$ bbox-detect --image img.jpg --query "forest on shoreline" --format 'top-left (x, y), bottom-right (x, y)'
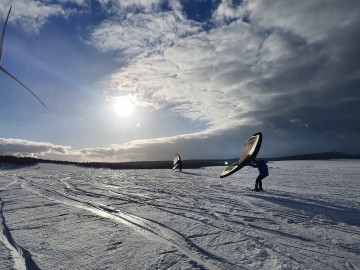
top-left (1, 152), bottom-right (359, 170)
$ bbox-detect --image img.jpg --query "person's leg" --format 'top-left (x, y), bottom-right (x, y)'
top-left (259, 176), bottom-right (266, 191)
top-left (254, 175), bottom-right (261, 191)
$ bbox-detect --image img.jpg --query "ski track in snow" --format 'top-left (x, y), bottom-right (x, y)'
top-left (0, 161), bottom-right (359, 270)
top-left (18, 177), bottom-right (234, 270)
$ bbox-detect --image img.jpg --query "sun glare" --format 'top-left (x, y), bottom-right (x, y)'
top-left (113, 96), bottom-right (135, 117)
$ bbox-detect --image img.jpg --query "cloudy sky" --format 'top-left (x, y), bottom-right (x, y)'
top-left (0, 0), bottom-right (359, 162)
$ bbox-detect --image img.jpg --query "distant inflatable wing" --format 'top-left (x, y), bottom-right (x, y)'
top-left (173, 154), bottom-right (181, 170)
top-left (220, 132), bottom-right (262, 178)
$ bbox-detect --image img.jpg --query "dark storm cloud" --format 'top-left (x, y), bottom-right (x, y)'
top-left (228, 1), bottom-right (360, 154)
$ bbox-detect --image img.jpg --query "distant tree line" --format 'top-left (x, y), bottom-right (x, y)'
top-left (267, 152), bottom-right (360, 161)
top-left (0, 155), bottom-right (39, 166)
top-left (0, 156), bottom-right (77, 167)
top-left (1, 152), bottom-right (359, 170)
top-left (0, 155), bottom-right (236, 169)
top-left (79, 159), bottom-right (237, 170)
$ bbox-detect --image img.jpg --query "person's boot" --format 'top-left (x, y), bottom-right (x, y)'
top-left (259, 183), bottom-right (263, 191)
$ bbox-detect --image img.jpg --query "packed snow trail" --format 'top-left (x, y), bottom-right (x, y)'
top-left (0, 161), bottom-right (359, 269)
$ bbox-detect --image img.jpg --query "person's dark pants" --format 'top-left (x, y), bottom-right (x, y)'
top-left (255, 175), bottom-right (267, 190)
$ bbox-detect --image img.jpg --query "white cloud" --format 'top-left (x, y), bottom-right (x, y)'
top-left (212, 0), bottom-right (247, 24)
top-left (96, 0), bottom-right (185, 17)
top-left (58, 0), bottom-right (90, 6)
top-left (113, 0), bottom-right (165, 12)
top-left (0, 138), bottom-right (74, 158)
top-left (90, 11), bottom-right (200, 57)
top-left (0, 127), bottom-right (258, 162)
top-left (0, 1), bottom-right (66, 34)
top-left (247, 0), bottom-right (360, 43)
top-left (102, 21), bottom-right (266, 130)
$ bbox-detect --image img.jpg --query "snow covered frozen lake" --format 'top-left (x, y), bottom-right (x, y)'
top-left (0, 160), bottom-right (359, 270)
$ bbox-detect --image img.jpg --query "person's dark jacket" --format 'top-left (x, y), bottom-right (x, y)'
top-left (249, 159), bottom-right (269, 177)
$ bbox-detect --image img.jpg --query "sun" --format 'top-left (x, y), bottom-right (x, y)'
top-left (113, 96), bottom-right (135, 117)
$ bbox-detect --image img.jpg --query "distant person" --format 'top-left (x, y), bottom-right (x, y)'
top-left (178, 159), bottom-right (183, 172)
top-left (249, 158), bottom-right (269, 191)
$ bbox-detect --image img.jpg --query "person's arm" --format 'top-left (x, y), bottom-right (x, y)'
top-left (248, 159), bottom-right (258, 167)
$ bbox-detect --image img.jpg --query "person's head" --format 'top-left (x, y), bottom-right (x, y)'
top-left (256, 158), bottom-right (265, 163)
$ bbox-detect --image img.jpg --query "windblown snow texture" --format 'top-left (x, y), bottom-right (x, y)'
top-left (0, 160), bottom-right (359, 269)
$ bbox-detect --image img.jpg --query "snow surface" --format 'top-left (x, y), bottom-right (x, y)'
top-left (0, 160), bottom-right (359, 270)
